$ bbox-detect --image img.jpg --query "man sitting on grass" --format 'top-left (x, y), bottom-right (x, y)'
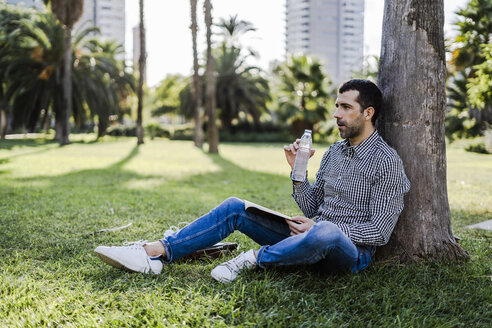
top-left (94, 79), bottom-right (410, 283)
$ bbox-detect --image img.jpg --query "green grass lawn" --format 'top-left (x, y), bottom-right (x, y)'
top-left (0, 135), bottom-right (491, 327)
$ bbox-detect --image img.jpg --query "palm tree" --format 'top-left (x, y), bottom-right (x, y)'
top-left (45, 0), bottom-right (84, 145)
top-left (2, 10), bottom-right (65, 133)
top-left (450, 0), bottom-right (491, 74)
top-left (1, 6), bottom-right (134, 138)
top-left (447, 0), bottom-right (492, 134)
top-left (72, 37), bottom-right (135, 137)
top-left (446, 71), bottom-right (482, 141)
top-left (136, 0), bottom-right (146, 145)
top-left (190, 0), bottom-right (202, 148)
top-left (0, 4), bottom-right (35, 138)
top-left (204, 0), bottom-right (218, 153)
top-left (274, 55), bottom-right (331, 136)
top-left (215, 14), bottom-right (256, 48)
top-left (214, 43), bottom-right (270, 132)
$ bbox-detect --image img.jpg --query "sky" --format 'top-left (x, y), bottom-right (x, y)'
top-left (125, 0), bottom-right (469, 87)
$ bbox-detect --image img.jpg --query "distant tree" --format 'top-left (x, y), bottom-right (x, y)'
top-left (72, 37), bottom-right (135, 137)
top-left (214, 43), bottom-right (270, 132)
top-left (467, 43), bottom-right (492, 111)
top-left (351, 55), bottom-right (379, 83)
top-left (273, 55), bottom-right (331, 136)
top-left (204, 0), bottom-right (218, 153)
top-left (450, 0), bottom-right (491, 74)
top-left (377, 0), bottom-right (468, 261)
top-left (151, 74), bottom-right (187, 117)
top-left (446, 71), bottom-right (482, 141)
top-left (0, 6), bottom-right (134, 138)
top-left (447, 0), bottom-right (492, 134)
top-left (2, 9), bottom-right (65, 134)
top-left (45, 0), bottom-right (84, 145)
top-left (136, 0), bottom-right (146, 145)
top-left (0, 4), bottom-right (34, 138)
top-left (215, 14), bottom-right (256, 48)
top-left (190, 0), bottom-right (203, 148)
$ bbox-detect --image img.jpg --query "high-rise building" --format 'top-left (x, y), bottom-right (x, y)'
top-left (285, 0), bottom-right (365, 84)
top-left (75, 0), bottom-right (125, 51)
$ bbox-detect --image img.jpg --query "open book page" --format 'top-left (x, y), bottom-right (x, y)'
top-left (243, 200), bottom-right (295, 221)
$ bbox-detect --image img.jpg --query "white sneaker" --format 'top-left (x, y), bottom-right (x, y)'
top-left (94, 241), bottom-right (163, 274)
top-left (211, 249), bottom-right (257, 283)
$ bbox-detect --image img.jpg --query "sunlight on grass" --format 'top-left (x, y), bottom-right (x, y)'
top-left (0, 138), bottom-right (221, 180)
top-left (0, 137), bottom-right (490, 327)
top-left (0, 139), bottom-right (130, 178)
top-left (122, 139), bottom-right (221, 178)
top-left (219, 142), bottom-right (324, 176)
top-left (447, 148), bottom-right (492, 213)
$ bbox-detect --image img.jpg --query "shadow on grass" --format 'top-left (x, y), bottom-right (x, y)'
top-left (0, 137), bottom-right (56, 150)
top-left (1, 143), bottom-right (491, 328)
top-left (0, 143), bottom-right (294, 257)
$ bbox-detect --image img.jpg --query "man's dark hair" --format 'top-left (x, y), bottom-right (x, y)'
top-left (338, 79), bottom-right (382, 124)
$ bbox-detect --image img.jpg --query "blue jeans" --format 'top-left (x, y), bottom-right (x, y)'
top-left (160, 197), bottom-right (374, 273)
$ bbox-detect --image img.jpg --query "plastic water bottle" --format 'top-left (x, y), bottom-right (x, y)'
top-left (292, 129), bottom-right (312, 182)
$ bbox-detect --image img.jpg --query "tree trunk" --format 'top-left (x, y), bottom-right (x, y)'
top-left (136, 0), bottom-right (146, 145)
top-left (44, 110), bottom-right (51, 134)
top-left (377, 0), bottom-right (468, 261)
top-left (190, 0), bottom-right (203, 148)
top-left (0, 108), bottom-right (6, 139)
top-left (204, 0), bottom-right (219, 153)
top-left (59, 26), bottom-right (72, 146)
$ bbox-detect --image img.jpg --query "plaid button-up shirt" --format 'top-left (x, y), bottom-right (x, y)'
top-left (292, 130), bottom-right (410, 246)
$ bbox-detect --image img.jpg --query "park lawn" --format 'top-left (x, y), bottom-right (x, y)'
top-left (0, 136), bottom-right (490, 327)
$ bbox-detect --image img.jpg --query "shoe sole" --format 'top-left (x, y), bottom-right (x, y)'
top-left (94, 249), bottom-right (145, 273)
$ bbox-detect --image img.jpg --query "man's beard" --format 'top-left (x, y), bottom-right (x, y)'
top-left (337, 115), bottom-right (365, 140)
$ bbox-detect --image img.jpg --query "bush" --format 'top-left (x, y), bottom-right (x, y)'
top-left (215, 120), bottom-right (292, 142)
top-left (145, 122), bottom-right (170, 139)
top-left (465, 142), bottom-right (490, 154)
top-left (106, 124), bottom-right (136, 137)
top-left (484, 129), bottom-right (492, 153)
top-left (219, 131), bottom-right (291, 143)
top-left (170, 127), bottom-right (194, 140)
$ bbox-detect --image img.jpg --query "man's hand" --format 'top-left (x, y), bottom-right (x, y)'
top-left (286, 216), bottom-right (315, 236)
top-left (283, 139), bottom-right (315, 170)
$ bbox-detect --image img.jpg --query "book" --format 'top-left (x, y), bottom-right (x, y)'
top-left (180, 242), bottom-right (238, 261)
top-left (244, 199), bottom-right (296, 221)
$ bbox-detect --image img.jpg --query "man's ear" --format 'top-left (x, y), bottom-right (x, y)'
top-left (364, 107), bottom-right (375, 121)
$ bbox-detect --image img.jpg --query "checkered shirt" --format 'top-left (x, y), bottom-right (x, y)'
top-left (292, 130), bottom-right (410, 246)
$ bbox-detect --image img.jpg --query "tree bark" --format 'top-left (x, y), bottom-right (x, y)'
top-left (0, 108), bottom-right (6, 139)
top-left (190, 0), bottom-right (203, 148)
top-left (50, 0), bottom-right (84, 144)
top-left (204, 0), bottom-right (219, 153)
top-left (136, 0), bottom-right (146, 145)
top-left (59, 26), bottom-right (72, 146)
top-left (377, 0), bottom-right (468, 262)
